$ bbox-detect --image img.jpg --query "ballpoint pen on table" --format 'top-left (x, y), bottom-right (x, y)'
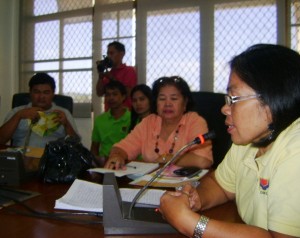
top-left (126, 165), bottom-right (137, 169)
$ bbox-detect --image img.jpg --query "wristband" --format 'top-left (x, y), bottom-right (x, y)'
top-left (193, 215), bottom-right (209, 238)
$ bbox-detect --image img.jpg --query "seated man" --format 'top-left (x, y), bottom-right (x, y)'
top-left (0, 73), bottom-right (78, 148)
top-left (91, 80), bottom-right (131, 166)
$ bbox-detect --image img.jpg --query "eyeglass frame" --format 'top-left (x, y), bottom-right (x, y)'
top-left (224, 94), bottom-right (261, 106)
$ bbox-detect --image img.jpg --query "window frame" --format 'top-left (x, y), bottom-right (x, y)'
top-left (19, 0), bottom-right (291, 118)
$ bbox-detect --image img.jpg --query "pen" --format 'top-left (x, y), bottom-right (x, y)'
top-left (126, 164), bottom-right (137, 169)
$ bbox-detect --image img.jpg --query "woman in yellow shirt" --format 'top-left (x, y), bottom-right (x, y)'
top-left (159, 44), bottom-right (300, 238)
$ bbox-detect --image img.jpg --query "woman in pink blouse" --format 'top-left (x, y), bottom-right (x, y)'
top-left (104, 76), bottom-right (213, 170)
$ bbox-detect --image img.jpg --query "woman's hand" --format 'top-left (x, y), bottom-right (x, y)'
top-left (159, 185), bottom-right (201, 236)
top-left (159, 189), bottom-right (191, 220)
top-left (175, 183), bottom-right (202, 211)
top-left (184, 183), bottom-right (202, 211)
top-left (104, 156), bottom-right (126, 170)
top-left (104, 147), bottom-right (128, 170)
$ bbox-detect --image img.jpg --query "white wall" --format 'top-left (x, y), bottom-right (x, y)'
top-left (75, 118), bottom-right (92, 149)
top-left (0, 0), bottom-right (92, 148)
top-left (0, 0), bottom-right (19, 124)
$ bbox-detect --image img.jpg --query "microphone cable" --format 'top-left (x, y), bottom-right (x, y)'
top-left (0, 192), bottom-right (103, 225)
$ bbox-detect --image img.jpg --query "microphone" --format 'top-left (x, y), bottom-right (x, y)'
top-left (127, 130), bottom-right (216, 218)
top-left (22, 118), bottom-right (39, 155)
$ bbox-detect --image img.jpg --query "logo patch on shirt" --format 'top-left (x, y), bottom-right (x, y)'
top-left (260, 178), bottom-right (269, 190)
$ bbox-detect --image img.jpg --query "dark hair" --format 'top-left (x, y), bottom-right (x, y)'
top-left (129, 84), bottom-right (154, 131)
top-left (28, 72), bottom-right (56, 91)
top-left (230, 43), bottom-right (300, 147)
top-left (108, 41), bottom-right (125, 53)
top-left (104, 80), bottom-right (127, 96)
top-left (152, 76), bottom-right (194, 114)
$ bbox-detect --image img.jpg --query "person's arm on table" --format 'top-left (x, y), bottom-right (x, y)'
top-left (159, 172), bottom-right (288, 238)
top-left (105, 146), bottom-right (128, 170)
top-left (105, 120), bottom-right (144, 169)
top-left (174, 145), bottom-right (213, 169)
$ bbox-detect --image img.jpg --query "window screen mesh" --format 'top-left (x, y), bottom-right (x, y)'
top-left (214, 1), bottom-right (277, 92)
top-left (20, 0), bottom-right (297, 113)
top-left (291, 0), bottom-right (300, 52)
top-left (146, 7), bottom-right (200, 91)
top-left (33, 0), bottom-right (93, 16)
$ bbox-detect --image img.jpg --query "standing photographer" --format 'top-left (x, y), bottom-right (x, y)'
top-left (96, 41), bottom-right (137, 111)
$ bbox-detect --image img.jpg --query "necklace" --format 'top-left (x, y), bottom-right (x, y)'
top-left (154, 125), bottom-right (181, 154)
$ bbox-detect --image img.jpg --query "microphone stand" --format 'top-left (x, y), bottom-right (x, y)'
top-left (128, 131), bottom-right (215, 219)
top-left (22, 120), bottom-right (36, 156)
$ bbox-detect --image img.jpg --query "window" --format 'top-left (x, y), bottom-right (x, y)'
top-left (93, 0), bottom-right (136, 76)
top-left (214, 1), bottom-right (277, 92)
top-left (144, 7), bottom-right (201, 91)
top-left (290, 0), bottom-right (300, 51)
top-left (20, 0), bottom-right (94, 117)
top-left (20, 0), bottom-right (293, 117)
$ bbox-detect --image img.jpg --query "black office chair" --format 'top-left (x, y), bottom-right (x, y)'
top-left (12, 92), bottom-right (74, 114)
top-left (191, 91), bottom-right (232, 168)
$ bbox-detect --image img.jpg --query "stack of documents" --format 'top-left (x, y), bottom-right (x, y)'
top-left (54, 179), bottom-right (165, 213)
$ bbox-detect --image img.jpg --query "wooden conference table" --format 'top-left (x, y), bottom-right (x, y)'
top-left (0, 159), bottom-right (243, 238)
top-left (0, 173), bottom-right (242, 238)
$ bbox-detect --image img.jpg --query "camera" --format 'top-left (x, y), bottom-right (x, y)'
top-left (96, 55), bottom-right (113, 73)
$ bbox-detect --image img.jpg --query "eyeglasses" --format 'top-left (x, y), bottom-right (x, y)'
top-left (224, 94), bottom-right (261, 106)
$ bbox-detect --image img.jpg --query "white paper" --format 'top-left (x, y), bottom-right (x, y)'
top-left (88, 161), bottom-right (159, 177)
top-left (120, 188), bottom-right (165, 206)
top-left (55, 179), bottom-right (103, 212)
top-left (130, 169), bottom-right (209, 186)
top-left (54, 179), bottom-right (165, 212)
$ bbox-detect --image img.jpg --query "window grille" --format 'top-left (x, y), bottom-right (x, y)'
top-left (290, 0), bottom-right (300, 51)
top-left (20, 0), bottom-right (295, 117)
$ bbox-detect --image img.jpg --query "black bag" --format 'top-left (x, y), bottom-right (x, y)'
top-left (39, 136), bottom-right (95, 183)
